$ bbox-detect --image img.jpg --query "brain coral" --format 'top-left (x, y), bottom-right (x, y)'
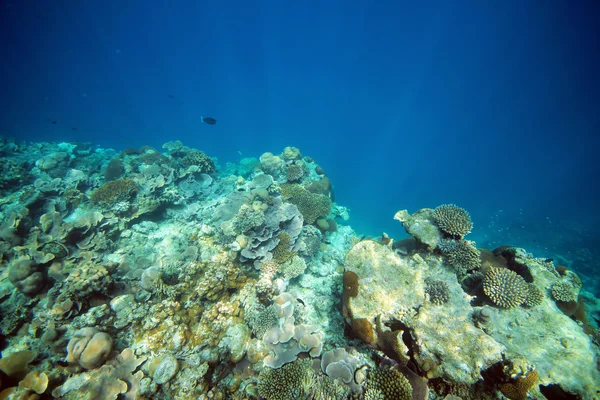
top-left (433, 204), bottom-right (473, 238)
top-left (364, 366), bottom-right (413, 400)
top-left (483, 267), bottom-right (528, 308)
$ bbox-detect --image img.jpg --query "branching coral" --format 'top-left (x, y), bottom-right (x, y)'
top-left (364, 366), bottom-right (413, 400)
top-left (91, 178), bottom-right (138, 207)
top-left (425, 280), bottom-right (450, 305)
top-left (524, 283), bottom-right (544, 307)
top-left (280, 183), bottom-right (332, 224)
top-left (280, 255), bottom-right (307, 279)
top-left (181, 150), bottom-right (215, 173)
top-left (433, 204), bottom-right (473, 238)
top-left (257, 356), bottom-right (312, 400)
top-left (483, 267), bottom-right (528, 308)
top-left (446, 240), bottom-right (481, 276)
top-left (286, 163), bottom-right (304, 182)
top-left (271, 232), bottom-right (297, 264)
top-left (551, 281), bottom-right (578, 302)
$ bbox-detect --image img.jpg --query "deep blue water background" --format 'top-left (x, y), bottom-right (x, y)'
top-left (1, 1), bottom-right (599, 284)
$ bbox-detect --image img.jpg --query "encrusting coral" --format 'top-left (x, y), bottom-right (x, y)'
top-left (1, 139), bottom-right (599, 399)
top-left (499, 369), bottom-right (538, 400)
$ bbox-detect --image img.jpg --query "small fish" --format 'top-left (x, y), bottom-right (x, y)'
top-left (47, 119), bottom-right (57, 124)
top-left (201, 116), bottom-right (217, 125)
top-left (71, 127), bottom-right (77, 131)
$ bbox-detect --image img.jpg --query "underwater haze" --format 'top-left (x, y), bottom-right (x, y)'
top-left (3, 1), bottom-right (600, 399)
top-left (3, 1), bottom-right (600, 246)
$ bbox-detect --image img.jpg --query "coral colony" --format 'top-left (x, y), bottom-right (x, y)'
top-left (0, 138), bottom-right (598, 399)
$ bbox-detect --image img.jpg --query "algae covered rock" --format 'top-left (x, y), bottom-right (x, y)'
top-left (344, 240), bottom-right (504, 384)
top-left (393, 209), bottom-right (442, 250)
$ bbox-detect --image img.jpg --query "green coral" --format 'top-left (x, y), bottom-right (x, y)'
top-left (433, 204), bottom-right (473, 238)
top-left (181, 150), bottom-right (215, 173)
top-left (425, 279), bottom-right (450, 305)
top-left (524, 283), bottom-right (544, 307)
top-left (364, 366), bottom-right (413, 400)
top-left (483, 267), bottom-right (528, 308)
top-left (280, 184), bottom-right (332, 224)
top-left (272, 232), bottom-right (297, 264)
top-left (446, 240), bottom-right (481, 275)
top-left (91, 179), bottom-right (138, 207)
top-left (257, 359), bottom-right (313, 400)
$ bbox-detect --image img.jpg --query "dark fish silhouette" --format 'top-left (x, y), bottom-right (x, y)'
top-left (201, 116), bottom-right (216, 125)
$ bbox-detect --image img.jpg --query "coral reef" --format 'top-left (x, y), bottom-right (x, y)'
top-left (0, 139), bottom-right (598, 399)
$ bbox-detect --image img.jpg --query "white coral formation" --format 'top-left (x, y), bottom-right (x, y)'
top-left (344, 240), bottom-right (600, 396)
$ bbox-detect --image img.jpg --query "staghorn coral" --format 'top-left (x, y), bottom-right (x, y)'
top-left (425, 279), bottom-right (450, 305)
top-left (91, 178), bottom-right (138, 208)
top-left (364, 366), bottom-right (413, 400)
top-left (280, 183), bottom-right (332, 225)
top-left (433, 204), bottom-right (473, 238)
top-left (483, 267), bottom-right (528, 308)
top-left (524, 283), bottom-right (544, 307)
top-left (500, 369), bottom-right (538, 400)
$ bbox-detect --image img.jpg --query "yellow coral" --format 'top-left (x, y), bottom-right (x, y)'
top-left (500, 369), bottom-right (538, 400)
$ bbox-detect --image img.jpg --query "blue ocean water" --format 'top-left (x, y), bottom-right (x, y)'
top-left (2, 1), bottom-right (599, 286)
